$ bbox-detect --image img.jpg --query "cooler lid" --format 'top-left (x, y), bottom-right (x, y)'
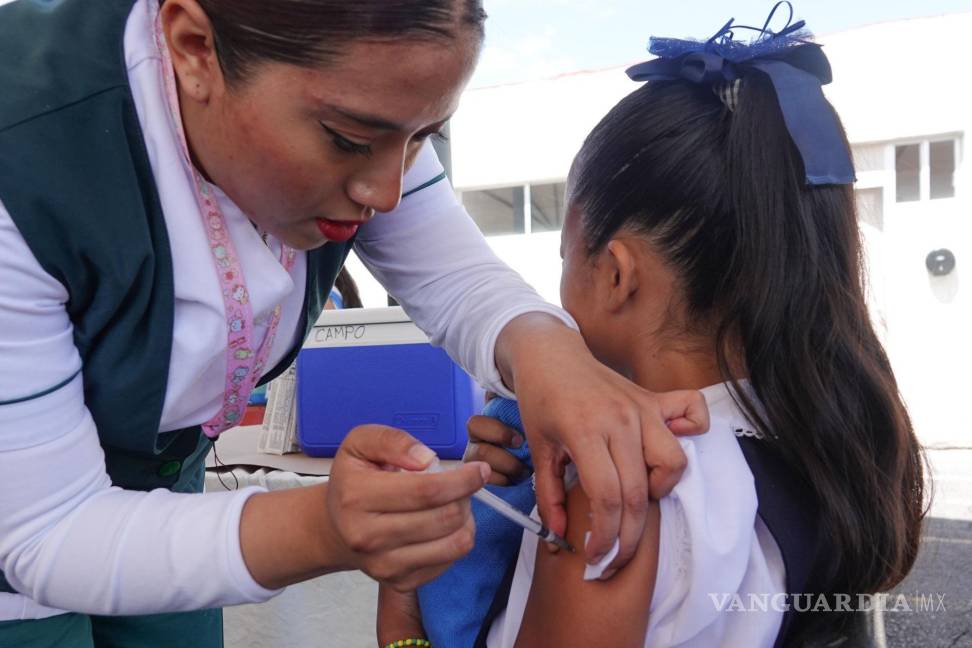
top-left (306, 306), bottom-right (429, 348)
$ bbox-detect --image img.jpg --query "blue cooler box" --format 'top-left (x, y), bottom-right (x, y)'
top-left (296, 307), bottom-right (484, 458)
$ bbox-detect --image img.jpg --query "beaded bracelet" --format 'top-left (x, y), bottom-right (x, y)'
top-left (383, 640), bottom-right (430, 648)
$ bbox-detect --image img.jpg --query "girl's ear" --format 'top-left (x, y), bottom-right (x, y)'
top-left (597, 239), bottom-right (640, 314)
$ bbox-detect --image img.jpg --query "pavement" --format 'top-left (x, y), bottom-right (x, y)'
top-left (210, 447), bottom-right (971, 647)
top-left (879, 449), bottom-right (972, 648)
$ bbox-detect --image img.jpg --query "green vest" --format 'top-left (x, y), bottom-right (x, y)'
top-left (0, 0), bottom-right (352, 596)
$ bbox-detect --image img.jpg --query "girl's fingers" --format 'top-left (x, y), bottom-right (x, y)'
top-left (462, 441), bottom-right (530, 485)
top-left (467, 415), bottom-right (524, 448)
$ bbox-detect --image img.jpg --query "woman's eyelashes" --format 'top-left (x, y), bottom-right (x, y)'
top-left (409, 129), bottom-right (448, 147)
top-left (319, 122), bottom-right (447, 158)
top-left (320, 122), bottom-right (373, 157)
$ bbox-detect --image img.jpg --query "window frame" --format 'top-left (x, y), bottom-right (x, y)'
top-left (890, 135), bottom-right (962, 203)
top-left (458, 178), bottom-right (568, 237)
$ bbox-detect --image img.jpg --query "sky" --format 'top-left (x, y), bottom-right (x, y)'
top-left (471, 0), bottom-right (972, 87)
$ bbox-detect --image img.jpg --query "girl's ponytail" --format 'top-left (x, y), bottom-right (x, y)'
top-left (722, 73), bottom-right (925, 643)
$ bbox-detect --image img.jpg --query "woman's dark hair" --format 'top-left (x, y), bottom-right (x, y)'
top-left (190, 0), bottom-right (487, 84)
top-left (571, 73), bottom-right (925, 645)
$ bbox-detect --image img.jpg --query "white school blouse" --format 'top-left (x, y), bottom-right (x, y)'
top-left (486, 383), bottom-right (787, 648)
top-left (0, 0), bottom-right (575, 621)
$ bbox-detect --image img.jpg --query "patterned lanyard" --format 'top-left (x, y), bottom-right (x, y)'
top-left (154, 16), bottom-right (297, 438)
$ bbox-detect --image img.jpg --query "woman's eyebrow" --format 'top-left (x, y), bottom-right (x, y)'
top-left (325, 104), bottom-right (404, 132)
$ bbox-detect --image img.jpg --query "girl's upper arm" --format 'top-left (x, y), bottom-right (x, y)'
top-left (515, 482), bottom-right (661, 647)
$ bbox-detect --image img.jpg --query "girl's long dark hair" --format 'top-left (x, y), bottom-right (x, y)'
top-left (186, 0), bottom-right (487, 84)
top-left (572, 74), bottom-right (925, 645)
top-left (333, 268), bottom-right (363, 309)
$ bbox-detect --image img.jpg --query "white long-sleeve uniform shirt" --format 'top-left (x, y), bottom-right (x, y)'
top-left (0, 0), bottom-right (575, 621)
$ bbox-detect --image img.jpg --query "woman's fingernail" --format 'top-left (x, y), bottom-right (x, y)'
top-left (583, 532), bottom-right (604, 564)
top-left (511, 435), bottom-right (524, 448)
top-left (478, 463), bottom-right (491, 482)
top-left (408, 444), bottom-right (436, 466)
top-left (599, 568), bottom-right (618, 581)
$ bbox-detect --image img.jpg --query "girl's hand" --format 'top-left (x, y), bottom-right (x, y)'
top-left (325, 425), bottom-right (490, 591)
top-left (377, 584), bottom-right (425, 646)
top-left (463, 415), bottom-right (531, 486)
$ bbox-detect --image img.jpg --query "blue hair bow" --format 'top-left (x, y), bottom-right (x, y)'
top-left (626, 2), bottom-right (855, 186)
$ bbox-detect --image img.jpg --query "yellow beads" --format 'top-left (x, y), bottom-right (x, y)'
top-left (384, 640), bottom-right (430, 648)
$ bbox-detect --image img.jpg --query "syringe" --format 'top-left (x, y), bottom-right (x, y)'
top-left (425, 458), bottom-right (575, 553)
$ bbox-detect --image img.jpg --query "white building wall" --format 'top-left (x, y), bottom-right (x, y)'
top-left (352, 12), bottom-right (972, 447)
top-left (449, 69), bottom-right (634, 189)
top-left (823, 14), bottom-right (972, 448)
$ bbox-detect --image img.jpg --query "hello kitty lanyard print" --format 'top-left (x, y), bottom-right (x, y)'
top-left (154, 15), bottom-right (297, 438)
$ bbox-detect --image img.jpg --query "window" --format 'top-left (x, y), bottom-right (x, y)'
top-left (462, 181), bottom-right (568, 236)
top-left (530, 182), bottom-right (567, 232)
top-left (895, 144), bottom-right (920, 203)
top-left (893, 137), bottom-right (959, 203)
top-left (462, 187), bottom-right (523, 236)
top-left (930, 140), bottom-right (956, 200)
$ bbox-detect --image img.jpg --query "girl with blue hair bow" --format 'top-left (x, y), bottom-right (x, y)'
top-left (379, 7), bottom-right (924, 647)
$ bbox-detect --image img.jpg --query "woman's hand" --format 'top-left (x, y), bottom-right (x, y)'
top-left (377, 584), bottom-right (426, 646)
top-left (494, 313), bottom-right (709, 574)
top-left (464, 415), bottom-right (530, 486)
top-left (239, 425), bottom-right (489, 592)
top-left (325, 425), bottom-right (489, 591)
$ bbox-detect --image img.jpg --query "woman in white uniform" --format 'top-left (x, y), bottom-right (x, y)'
top-left (0, 0), bottom-right (708, 645)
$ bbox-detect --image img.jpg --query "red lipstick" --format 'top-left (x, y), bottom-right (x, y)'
top-left (316, 218), bottom-right (363, 243)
